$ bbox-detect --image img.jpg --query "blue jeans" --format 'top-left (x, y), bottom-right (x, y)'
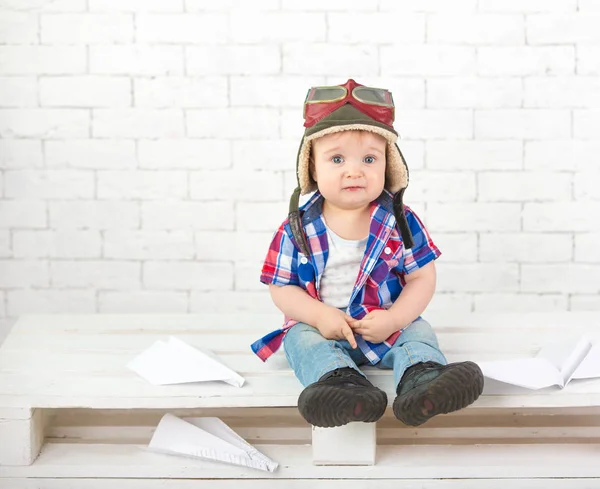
top-left (283, 317), bottom-right (447, 389)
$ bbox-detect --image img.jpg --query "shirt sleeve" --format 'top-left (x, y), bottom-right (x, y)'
top-left (401, 206), bottom-right (441, 275)
top-left (260, 222), bottom-right (301, 287)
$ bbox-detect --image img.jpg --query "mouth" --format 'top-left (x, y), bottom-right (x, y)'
top-left (343, 186), bottom-right (365, 192)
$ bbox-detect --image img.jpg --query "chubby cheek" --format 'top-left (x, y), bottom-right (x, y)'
top-left (369, 169), bottom-right (385, 183)
top-left (317, 180), bottom-right (340, 199)
top-left (315, 171), bottom-right (340, 189)
top-left (367, 169), bottom-right (386, 191)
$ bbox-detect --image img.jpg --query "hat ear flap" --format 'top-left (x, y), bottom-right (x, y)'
top-left (308, 151), bottom-right (316, 183)
top-left (384, 142), bottom-right (409, 194)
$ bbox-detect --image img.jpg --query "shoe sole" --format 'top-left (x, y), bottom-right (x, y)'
top-left (298, 384), bottom-right (388, 428)
top-left (393, 361), bottom-right (484, 427)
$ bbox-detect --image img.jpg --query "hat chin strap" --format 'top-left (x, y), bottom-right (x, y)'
top-left (393, 188), bottom-right (414, 249)
top-left (288, 186), bottom-right (311, 256)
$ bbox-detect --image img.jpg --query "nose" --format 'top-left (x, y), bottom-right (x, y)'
top-left (343, 159), bottom-right (363, 178)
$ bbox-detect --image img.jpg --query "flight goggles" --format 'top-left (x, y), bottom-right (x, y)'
top-left (303, 79), bottom-right (395, 128)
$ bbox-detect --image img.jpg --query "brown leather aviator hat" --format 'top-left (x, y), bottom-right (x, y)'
top-left (288, 79), bottom-right (414, 256)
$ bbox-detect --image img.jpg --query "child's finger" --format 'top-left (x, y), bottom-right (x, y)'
top-left (353, 327), bottom-right (366, 336)
top-left (342, 325), bottom-right (357, 349)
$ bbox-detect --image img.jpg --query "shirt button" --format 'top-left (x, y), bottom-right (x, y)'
top-left (300, 256), bottom-right (308, 264)
top-left (384, 247), bottom-right (392, 255)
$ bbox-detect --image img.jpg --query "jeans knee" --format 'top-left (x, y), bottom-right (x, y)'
top-left (283, 322), bottom-right (314, 347)
top-left (283, 323), bottom-right (321, 361)
top-left (395, 318), bottom-right (440, 349)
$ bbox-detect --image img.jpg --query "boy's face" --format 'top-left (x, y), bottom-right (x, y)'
top-left (311, 130), bottom-right (386, 211)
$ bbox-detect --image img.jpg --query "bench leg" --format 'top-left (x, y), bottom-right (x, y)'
top-left (312, 422), bottom-right (376, 465)
top-left (0, 408), bottom-right (45, 466)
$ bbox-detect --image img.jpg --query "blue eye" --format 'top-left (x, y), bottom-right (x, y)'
top-left (364, 156), bottom-right (375, 164)
top-left (332, 156), bottom-right (344, 164)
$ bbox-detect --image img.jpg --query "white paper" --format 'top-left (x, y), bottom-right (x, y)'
top-left (477, 336), bottom-right (600, 390)
top-left (573, 343), bottom-right (600, 380)
top-left (536, 336), bottom-right (591, 384)
top-left (478, 357), bottom-right (564, 390)
top-left (127, 336), bottom-right (245, 387)
top-left (481, 377), bottom-right (556, 396)
top-left (147, 413), bottom-right (278, 472)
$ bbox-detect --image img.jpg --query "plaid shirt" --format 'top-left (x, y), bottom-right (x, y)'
top-left (251, 190), bottom-right (441, 365)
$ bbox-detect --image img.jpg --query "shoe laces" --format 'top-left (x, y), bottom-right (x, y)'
top-left (398, 361), bottom-right (443, 394)
top-left (321, 367), bottom-right (372, 387)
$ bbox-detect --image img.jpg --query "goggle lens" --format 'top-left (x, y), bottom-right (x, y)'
top-left (352, 86), bottom-right (393, 106)
top-left (306, 86), bottom-right (346, 103)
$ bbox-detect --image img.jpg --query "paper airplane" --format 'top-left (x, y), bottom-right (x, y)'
top-left (478, 336), bottom-right (600, 390)
top-left (127, 336), bottom-right (245, 387)
top-left (148, 413), bottom-right (278, 472)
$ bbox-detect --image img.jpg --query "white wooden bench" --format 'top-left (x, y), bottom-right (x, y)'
top-left (2, 312), bottom-right (600, 488)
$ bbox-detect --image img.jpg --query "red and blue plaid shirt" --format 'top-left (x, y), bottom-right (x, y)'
top-left (251, 189), bottom-right (441, 365)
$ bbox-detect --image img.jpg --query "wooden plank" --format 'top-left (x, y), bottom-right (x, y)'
top-left (45, 405), bottom-right (600, 422)
top-left (3, 443), bottom-right (600, 479)
top-left (2, 370), bottom-right (600, 409)
top-left (9, 312), bottom-right (600, 334)
top-left (0, 408), bottom-right (44, 465)
top-left (45, 425), bottom-right (600, 445)
top-left (0, 329), bottom-right (596, 379)
top-left (3, 313), bottom-right (598, 358)
top-left (45, 404), bottom-right (600, 422)
top-left (4, 479), bottom-right (600, 488)
top-left (0, 349), bottom-right (521, 379)
top-left (42, 405), bottom-right (600, 446)
top-left (0, 327), bottom-right (600, 358)
top-left (2, 330), bottom-right (567, 355)
top-left (0, 347), bottom-right (529, 371)
top-left (7, 313), bottom-right (281, 335)
top-left (0, 337), bottom-right (554, 371)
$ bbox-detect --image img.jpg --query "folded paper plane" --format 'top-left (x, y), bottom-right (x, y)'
top-left (127, 336), bottom-right (245, 387)
top-left (148, 413), bottom-right (278, 472)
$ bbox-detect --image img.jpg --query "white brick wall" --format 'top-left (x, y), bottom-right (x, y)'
top-left (97, 170), bottom-right (187, 199)
top-left (0, 46), bottom-right (87, 74)
top-left (90, 45), bottom-right (183, 75)
top-left (41, 13), bottom-right (134, 43)
top-left (0, 0), bottom-right (599, 337)
top-left (0, 12), bottom-right (38, 43)
top-left (13, 230), bottom-right (102, 258)
top-left (40, 76), bottom-right (131, 107)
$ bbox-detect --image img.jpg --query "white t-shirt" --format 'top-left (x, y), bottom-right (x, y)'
top-left (319, 222), bottom-right (368, 308)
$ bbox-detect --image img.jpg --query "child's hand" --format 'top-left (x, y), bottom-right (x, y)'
top-left (348, 309), bottom-right (398, 344)
top-left (314, 307), bottom-right (358, 349)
